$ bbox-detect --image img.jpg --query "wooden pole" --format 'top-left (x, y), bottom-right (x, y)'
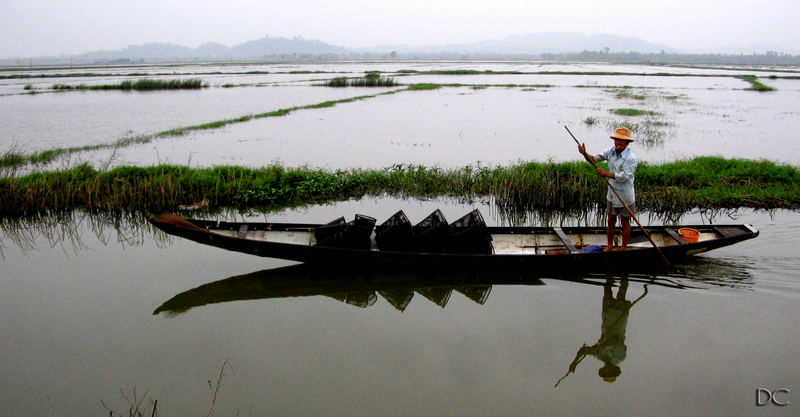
top-left (564, 126), bottom-right (670, 266)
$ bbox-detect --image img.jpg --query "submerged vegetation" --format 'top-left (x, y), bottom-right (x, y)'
top-left (52, 78), bottom-right (206, 91)
top-left (2, 158), bottom-right (798, 217)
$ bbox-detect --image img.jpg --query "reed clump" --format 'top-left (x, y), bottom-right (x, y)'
top-left (325, 71), bottom-right (398, 87)
top-left (2, 158), bottom-right (798, 218)
top-left (52, 78), bottom-right (206, 91)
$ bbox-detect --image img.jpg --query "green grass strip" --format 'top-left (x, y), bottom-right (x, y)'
top-left (736, 75), bottom-right (776, 91)
top-left (2, 157), bottom-right (798, 217)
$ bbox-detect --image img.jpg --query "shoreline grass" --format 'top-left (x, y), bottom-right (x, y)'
top-left (2, 157), bottom-right (798, 218)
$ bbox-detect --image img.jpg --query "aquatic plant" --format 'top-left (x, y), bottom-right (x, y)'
top-left (325, 71), bottom-right (398, 87)
top-left (52, 78), bottom-right (206, 91)
top-left (612, 89), bottom-right (647, 100)
top-left (326, 77), bottom-right (349, 87)
top-left (406, 83), bottom-right (442, 90)
top-left (610, 108), bottom-right (660, 116)
top-left (736, 75), bottom-right (775, 91)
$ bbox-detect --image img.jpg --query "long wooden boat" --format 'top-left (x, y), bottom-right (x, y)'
top-left (149, 210), bottom-right (758, 272)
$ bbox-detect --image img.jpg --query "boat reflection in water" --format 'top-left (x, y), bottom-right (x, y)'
top-left (153, 264), bottom-right (548, 315)
top-left (153, 263), bottom-right (695, 316)
top-left (153, 260), bottom-right (751, 389)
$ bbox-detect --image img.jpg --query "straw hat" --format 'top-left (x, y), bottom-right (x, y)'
top-left (610, 127), bottom-right (634, 142)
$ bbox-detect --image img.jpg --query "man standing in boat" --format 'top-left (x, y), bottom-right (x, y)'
top-left (578, 127), bottom-right (638, 251)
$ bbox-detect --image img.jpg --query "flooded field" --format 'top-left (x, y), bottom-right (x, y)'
top-left (3, 61), bottom-right (799, 169)
top-left (1, 61), bottom-right (799, 416)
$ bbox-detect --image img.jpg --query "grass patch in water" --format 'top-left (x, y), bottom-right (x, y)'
top-left (2, 158), bottom-right (798, 217)
top-left (325, 71), bottom-right (398, 87)
top-left (611, 89), bottom-right (647, 100)
top-left (610, 108), bottom-right (660, 116)
top-left (582, 116), bottom-right (672, 146)
top-left (406, 83), bottom-right (442, 90)
top-left (737, 75), bottom-right (775, 91)
top-left (52, 78), bottom-right (206, 91)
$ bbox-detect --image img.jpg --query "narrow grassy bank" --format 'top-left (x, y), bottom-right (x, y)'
top-left (2, 157), bottom-right (798, 217)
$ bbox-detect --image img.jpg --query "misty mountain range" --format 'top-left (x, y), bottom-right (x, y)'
top-left (6, 33), bottom-right (797, 65)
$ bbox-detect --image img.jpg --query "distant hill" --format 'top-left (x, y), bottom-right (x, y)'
top-left (72, 35), bottom-right (350, 62)
top-left (363, 33), bottom-right (676, 55)
top-left (2, 33), bottom-right (797, 66)
top-left (30, 33), bottom-right (677, 63)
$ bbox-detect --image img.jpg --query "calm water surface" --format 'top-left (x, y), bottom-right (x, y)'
top-left (1, 62), bottom-right (799, 415)
top-left (1, 201), bottom-right (799, 416)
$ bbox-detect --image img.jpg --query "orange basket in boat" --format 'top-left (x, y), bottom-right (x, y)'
top-left (678, 228), bottom-right (700, 243)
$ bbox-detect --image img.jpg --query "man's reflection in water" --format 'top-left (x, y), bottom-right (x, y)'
top-left (594, 279), bottom-right (631, 382)
top-left (556, 278), bottom-right (648, 386)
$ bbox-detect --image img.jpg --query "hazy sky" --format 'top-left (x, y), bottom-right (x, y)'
top-left (2, 0), bottom-right (799, 58)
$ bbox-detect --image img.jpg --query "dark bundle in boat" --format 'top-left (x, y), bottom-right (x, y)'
top-left (412, 209), bottom-right (450, 253)
top-left (446, 209), bottom-right (493, 254)
top-left (314, 214), bottom-right (376, 249)
top-left (318, 209), bottom-right (493, 254)
top-left (374, 210), bottom-right (415, 251)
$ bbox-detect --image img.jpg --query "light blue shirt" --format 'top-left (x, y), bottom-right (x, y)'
top-left (594, 146), bottom-right (637, 207)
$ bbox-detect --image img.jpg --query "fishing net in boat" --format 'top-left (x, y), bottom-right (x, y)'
top-left (413, 209), bottom-right (450, 253)
top-left (348, 214), bottom-right (377, 249)
top-left (314, 214), bottom-right (376, 249)
top-left (446, 209), bottom-right (493, 254)
top-left (375, 210), bottom-right (414, 251)
top-left (376, 209), bottom-right (493, 253)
